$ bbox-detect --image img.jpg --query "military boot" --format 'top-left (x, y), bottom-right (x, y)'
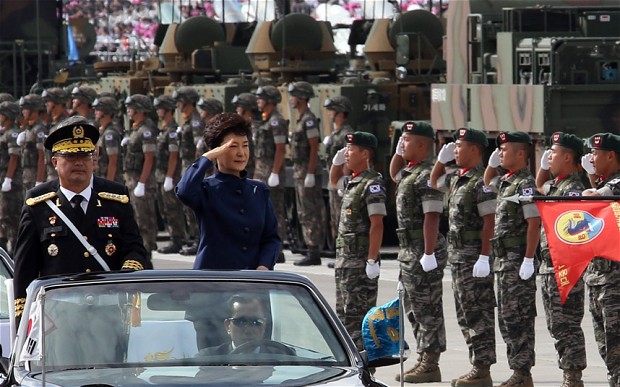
top-left (180, 241), bottom-right (198, 256)
top-left (497, 369), bottom-right (533, 387)
top-left (402, 352), bottom-right (441, 383)
top-left (395, 353), bottom-right (423, 382)
top-left (560, 370), bottom-right (583, 387)
top-left (294, 246), bottom-right (321, 266)
top-left (609, 373), bottom-right (619, 387)
top-left (451, 365), bottom-right (492, 387)
top-left (276, 251), bottom-right (285, 263)
top-left (157, 238), bottom-right (183, 254)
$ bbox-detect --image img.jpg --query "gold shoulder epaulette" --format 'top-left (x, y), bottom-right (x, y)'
top-left (98, 192), bottom-right (129, 204)
top-left (26, 192), bottom-right (57, 206)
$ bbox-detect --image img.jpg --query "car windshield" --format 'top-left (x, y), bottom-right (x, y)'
top-left (25, 280), bottom-right (349, 370)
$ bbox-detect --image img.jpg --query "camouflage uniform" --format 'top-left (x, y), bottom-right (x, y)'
top-left (539, 173), bottom-right (587, 373)
top-left (585, 171), bottom-right (620, 384)
top-left (42, 88), bottom-right (69, 181)
top-left (492, 167), bottom-right (539, 371)
top-left (0, 120), bottom-right (24, 251)
top-left (155, 118), bottom-right (186, 245)
top-left (97, 120), bottom-right (124, 184)
top-left (178, 110), bottom-right (203, 242)
top-left (291, 109), bottom-right (325, 248)
top-left (396, 160), bottom-right (448, 353)
top-left (326, 123), bottom-right (354, 242)
top-left (20, 118), bottom-right (47, 191)
top-left (253, 109), bottom-right (288, 251)
top-left (122, 116), bottom-right (158, 261)
top-left (335, 168), bottom-right (386, 350)
top-left (446, 165), bottom-right (497, 366)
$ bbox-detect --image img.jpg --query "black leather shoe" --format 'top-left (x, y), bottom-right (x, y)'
top-left (157, 238), bottom-right (183, 254)
top-left (294, 256), bottom-right (321, 266)
top-left (327, 262), bottom-right (335, 268)
top-left (180, 242), bottom-right (198, 256)
top-left (276, 251), bottom-right (285, 263)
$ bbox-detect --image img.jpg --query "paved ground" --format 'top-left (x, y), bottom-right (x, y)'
top-left (152, 245), bottom-right (610, 386)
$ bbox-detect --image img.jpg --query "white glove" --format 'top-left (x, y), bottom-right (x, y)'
top-left (304, 173), bottom-right (316, 188)
top-left (268, 172), bottom-right (280, 187)
top-left (420, 253), bottom-right (438, 272)
top-left (540, 149), bottom-right (552, 170)
top-left (438, 142), bottom-right (456, 164)
top-left (163, 177), bottom-right (174, 192)
top-left (519, 257), bottom-right (535, 280)
top-left (1, 177), bottom-right (11, 192)
top-left (488, 148), bottom-right (501, 168)
top-left (121, 137), bottom-right (130, 147)
top-left (332, 147), bottom-right (346, 166)
top-left (35, 181), bottom-right (43, 186)
top-left (472, 255), bottom-right (491, 277)
top-left (16, 131), bottom-right (26, 146)
top-left (366, 260), bottom-right (380, 279)
top-left (581, 153), bottom-right (595, 175)
top-left (395, 136), bottom-right (404, 156)
top-left (133, 182), bottom-right (145, 197)
top-left (323, 136), bottom-right (332, 146)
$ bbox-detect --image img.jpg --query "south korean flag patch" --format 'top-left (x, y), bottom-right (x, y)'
top-left (521, 187), bottom-right (533, 196)
top-left (305, 120), bottom-right (314, 128)
top-left (369, 184), bottom-right (381, 194)
top-left (568, 191), bottom-right (581, 197)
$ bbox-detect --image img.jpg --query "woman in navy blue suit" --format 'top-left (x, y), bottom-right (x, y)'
top-left (176, 113), bottom-right (281, 270)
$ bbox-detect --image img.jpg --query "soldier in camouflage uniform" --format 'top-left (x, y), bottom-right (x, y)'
top-left (42, 87), bottom-right (70, 181)
top-left (254, 86), bottom-right (288, 264)
top-left (0, 101), bottom-right (24, 252)
top-left (0, 93), bottom-right (14, 103)
top-left (389, 121), bottom-right (447, 384)
top-left (71, 86), bottom-right (97, 125)
top-left (123, 94), bottom-right (157, 268)
top-left (323, 96), bottom-right (354, 253)
top-left (288, 81), bottom-right (326, 266)
top-left (175, 88), bottom-right (208, 256)
top-left (231, 93), bottom-right (259, 179)
top-left (329, 131), bottom-right (385, 350)
top-left (18, 94), bottom-right (47, 191)
top-left (581, 132), bottom-right (620, 387)
top-left (483, 131), bottom-right (540, 387)
top-left (430, 128), bottom-right (497, 387)
top-left (93, 97), bottom-right (123, 183)
top-left (196, 97), bottom-right (224, 154)
top-left (153, 95), bottom-right (186, 254)
top-left (535, 132), bottom-right (587, 387)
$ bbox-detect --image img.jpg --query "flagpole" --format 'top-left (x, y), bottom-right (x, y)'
top-left (397, 281), bottom-right (405, 387)
top-left (505, 195), bottom-right (620, 203)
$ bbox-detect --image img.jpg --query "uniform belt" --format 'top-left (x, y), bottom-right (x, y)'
top-left (501, 236), bottom-right (525, 248)
top-left (461, 230), bottom-right (481, 241)
top-left (396, 228), bottom-right (423, 248)
top-left (335, 234), bottom-right (369, 249)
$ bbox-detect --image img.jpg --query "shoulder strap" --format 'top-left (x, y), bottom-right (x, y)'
top-left (44, 200), bottom-right (111, 271)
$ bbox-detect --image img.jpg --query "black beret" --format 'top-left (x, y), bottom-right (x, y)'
top-left (44, 115), bottom-right (99, 153)
top-left (402, 121), bottom-right (434, 139)
top-left (346, 131), bottom-right (377, 149)
top-left (454, 127), bottom-right (488, 147)
top-left (550, 132), bottom-right (583, 156)
top-left (589, 133), bottom-right (620, 152)
top-left (496, 131), bottom-right (532, 146)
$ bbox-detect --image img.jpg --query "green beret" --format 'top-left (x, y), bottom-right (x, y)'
top-left (454, 127), bottom-right (488, 147)
top-left (496, 131), bottom-right (532, 146)
top-left (346, 131), bottom-right (377, 149)
top-left (550, 132), bottom-right (583, 156)
top-left (402, 121), bottom-right (434, 139)
top-left (589, 133), bottom-right (620, 152)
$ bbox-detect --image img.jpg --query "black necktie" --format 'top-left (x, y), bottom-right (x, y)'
top-left (71, 195), bottom-right (85, 224)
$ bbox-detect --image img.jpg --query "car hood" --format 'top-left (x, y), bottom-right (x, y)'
top-left (21, 365), bottom-right (383, 386)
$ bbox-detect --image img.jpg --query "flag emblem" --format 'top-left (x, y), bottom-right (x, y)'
top-left (555, 210), bottom-right (604, 244)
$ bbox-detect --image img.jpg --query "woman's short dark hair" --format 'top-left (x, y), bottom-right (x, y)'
top-left (203, 113), bottom-right (252, 149)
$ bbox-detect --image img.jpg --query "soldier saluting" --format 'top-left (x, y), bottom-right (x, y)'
top-left (13, 116), bottom-right (148, 321)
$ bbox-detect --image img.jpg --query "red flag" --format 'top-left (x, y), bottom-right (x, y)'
top-left (535, 200), bottom-right (620, 303)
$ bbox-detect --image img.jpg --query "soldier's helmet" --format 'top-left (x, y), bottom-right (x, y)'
top-left (254, 86), bottom-right (281, 105)
top-left (324, 95), bottom-right (352, 114)
top-left (71, 86), bottom-right (98, 105)
top-left (0, 93), bottom-right (15, 103)
top-left (197, 97), bottom-right (223, 115)
top-left (124, 94), bottom-right (152, 112)
top-left (93, 97), bottom-right (119, 116)
top-left (172, 86), bottom-right (200, 105)
top-left (19, 94), bottom-right (44, 111)
top-left (42, 87), bottom-right (70, 104)
top-left (288, 81), bottom-right (315, 99)
top-left (153, 95), bottom-right (177, 111)
top-left (0, 101), bottom-right (21, 120)
top-left (231, 93), bottom-right (258, 111)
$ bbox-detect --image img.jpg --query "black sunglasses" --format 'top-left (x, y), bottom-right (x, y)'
top-left (228, 316), bottom-right (265, 328)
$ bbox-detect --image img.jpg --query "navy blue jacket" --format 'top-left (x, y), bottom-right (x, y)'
top-left (176, 157), bottom-right (280, 270)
